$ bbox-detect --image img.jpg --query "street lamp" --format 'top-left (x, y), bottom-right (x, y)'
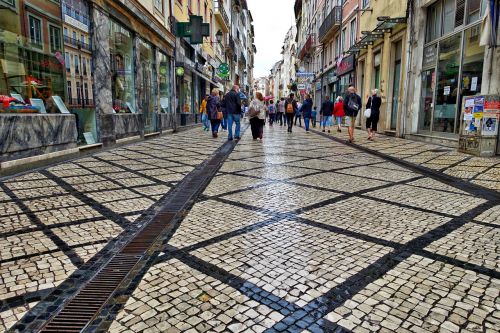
top-left (216, 30), bottom-right (223, 43)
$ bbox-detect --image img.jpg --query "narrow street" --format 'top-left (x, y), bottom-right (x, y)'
top-left (1, 125), bottom-right (499, 332)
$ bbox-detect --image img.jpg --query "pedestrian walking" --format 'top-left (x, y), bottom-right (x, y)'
top-left (268, 100), bottom-right (276, 126)
top-left (284, 93), bottom-right (298, 133)
top-left (294, 101), bottom-right (302, 127)
top-left (224, 85), bottom-right (242, 141)
top-left (301, 94), bottom-right (313, 132)
top-left (207, 88), bottom-right (222, 138)
top-left (344, 86), bottom-right (362, 143)
top-left (333, 96), bottom-right (345, 132)
top-left (199, 94), bottom-right (210, 131)
top-left (365, 89), bottom-right (382, 140)
top-left (320, 96), bottom-right (334, 133)
top-left (248, 92), bottom-right (266, 140)
top-left (219, 91), bottom-right (228, 131)
top-left (311, 106), bottom-right (318, 128)
top-left (276, 98), bottom-right (285, 126)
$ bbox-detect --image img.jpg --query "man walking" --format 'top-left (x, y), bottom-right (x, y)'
top-left (284, 93), bottom-right (298, 133)
top-left (343, 86), bottom-right (362, 143)
top-left (320, 96), bottom-right (334, 133)
top-left (224, 85), bottom-right (242, 141)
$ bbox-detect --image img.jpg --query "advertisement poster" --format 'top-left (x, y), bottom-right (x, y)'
top-left (444, 86), bottom-right (451, 95)
top-left (482, 116), bottom-right (499, 136)
top-left (471, 77), bottom-right (478, 91)
top-left (473, 96), bottom-right (484, 119)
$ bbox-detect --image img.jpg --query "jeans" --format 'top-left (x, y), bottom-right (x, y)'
top-left (276, 112), bottom-right (283, 125)
top-left (304, 117), bottom-right (310, 131)
top-left (221, 116), bottom-right (228, 130)
top-left (294, 114), bottom-right (302, 126)
top-left (210, 119), bottom-right (221, 133)
top-left (227, 113), bottom-right (241, 139)
top-left (269, 113), bottom-right (276, 125)
top-left (286, 113), bottom-right (294, 132)
top-left (201, 114), bottom-right (209, 129)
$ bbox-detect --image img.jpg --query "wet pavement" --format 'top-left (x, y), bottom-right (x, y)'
top-left (1, 124), bottom-right (499, 332)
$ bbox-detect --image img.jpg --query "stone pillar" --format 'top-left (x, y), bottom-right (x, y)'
top-left (379, 33), bottom-right (392, 131)
top-left (91, 6), bottom-right (115, 146)
top-left (482, 45), bottom-right (500, 96)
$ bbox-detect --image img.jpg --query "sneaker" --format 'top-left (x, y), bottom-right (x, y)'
top-left (337, 129), bottom-right (341, 133)
top-left (322, 129), bottom-right (325, 133)
top-left (228, 138), bottom-right (234, 141)
top-left (328, 130), bottom-right (331, 133)
top-left (235, 137), bottom-right (241, 141)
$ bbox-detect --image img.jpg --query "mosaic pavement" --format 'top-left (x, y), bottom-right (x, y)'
top-left (1, 123), bottom-right (499, 332)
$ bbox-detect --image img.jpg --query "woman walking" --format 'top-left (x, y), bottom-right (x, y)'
top-left (248, 92), bottom-right (266, 140)
top-left (199, 94), bottom-right (210, 131)
top-left (300, 94), bottom-right (313, 132)
top-left (207, 88), bottom-right (222, 138)
top-left (333, 96), bottom-right (345, 133)
top-left (366, 89), bottom-right (382, 140)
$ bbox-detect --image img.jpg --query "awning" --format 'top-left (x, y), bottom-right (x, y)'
top-left (346, 16), bottom-right (407, 54)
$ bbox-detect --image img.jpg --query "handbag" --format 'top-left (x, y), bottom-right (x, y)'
top-left (364, 108), bottom-right (372, 118)
top-left (216, 111), bottom-right (223, 120)
top-left (347, 95), bottom-right (360, 111)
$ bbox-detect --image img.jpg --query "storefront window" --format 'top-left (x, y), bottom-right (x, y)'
top-left (158, 52), bottom-right (171, 113)
top-left (442, 0), bottom-right (455, 35)
top-left (0, 5), bottom-right (65, 113)
top-left (433, 34), bottom-right (461, 133)
top-left (461, 25), bottom-right (484, 97)
top-left (419, 69), bottom-right (435, 131)
top-left (138, 38), bottom-right (156, 133)
top-left (109, 20), bottom-right (135, 113)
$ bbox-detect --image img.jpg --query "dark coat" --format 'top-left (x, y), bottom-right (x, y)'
top-left (224, 89), bottom-right (242, 114)
top-left (344, 93), bottom-right (362, 117)
top-left (284, 98), bottom-right (298, 114)
top-left (320, 100), bottom-right (334, 117)
top-left (366, 95), bottom-right (382, 118)
top-left (300, 98), bottom-right (313, 118)
top-left (207, 95), bottom-right (220, 120)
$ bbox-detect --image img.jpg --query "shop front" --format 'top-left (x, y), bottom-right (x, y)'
top-left (0, 0), bottom-right (77, 162)
top-left (335, 54), bottom-right (356, 99)
top-left (414, 0), bottom-right (487, 143)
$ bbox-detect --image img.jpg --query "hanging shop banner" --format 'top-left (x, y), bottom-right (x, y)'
top-left (336, 54), bottom-right (355, 76)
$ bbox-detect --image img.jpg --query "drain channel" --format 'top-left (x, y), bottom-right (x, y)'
top-left (36, 139), bottom-right (239, 333)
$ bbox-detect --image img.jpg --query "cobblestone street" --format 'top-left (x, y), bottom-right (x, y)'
top-left (1, 125), bottom-right (500, 333)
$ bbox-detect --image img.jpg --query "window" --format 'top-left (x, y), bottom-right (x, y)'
top-left (64, 27), bottom-right (68, 36)
top-left (350, 19), bottom-right (357, 48)
top-left (67, 81), bottom-right (72, 100)
top-left (341, 28), bottom-right (347, 51)
top-left (76, 81), bottom-right (81, 103)
top-left (65, 52), bottom-right (71, 71)
top-left (362, 0), bottom-right (370, 8)
top-left (83, 57), bottom-right (87, 75)
top-left (84, 83), bottom-right (89, 101)
top-left (49, 25), bottom-right (61, 52)
top-left (73, 31), bottom-right (77, 40)
top-left (81, 34), bottom-right (85, 44)
top-left (28, 15), bottom-right (42, 47)
top-left (442, 0), bottom-right (455, 35)
top-left (426, 2), bottom-right (442, 42)
top-left (74, 55), bottom-right (79, 73)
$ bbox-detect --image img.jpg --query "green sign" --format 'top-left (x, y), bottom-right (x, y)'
top-left (176, 15), bottom-right (210, 44)
top-left (176, 66), bottom-right (185, 76)
top-left (217, 63), bottom-right (230, 78)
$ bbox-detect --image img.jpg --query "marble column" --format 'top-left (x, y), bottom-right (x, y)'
top-left (91, 6), bottom-right (115, 146)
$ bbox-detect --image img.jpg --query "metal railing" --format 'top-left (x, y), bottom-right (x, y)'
top-left (67, 98), bottom-right (94, 107)
top-left (319, 6), bottom-right (341, 42)
top-left (64, 36), bottom-right (91, 50)
top-left (214, 0), bottom-right (230, 28)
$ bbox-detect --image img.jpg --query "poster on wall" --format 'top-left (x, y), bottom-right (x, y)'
top-left (482, 114), bottom-right (499, 136)
top-left (473, 97), bottom-right (484, 119)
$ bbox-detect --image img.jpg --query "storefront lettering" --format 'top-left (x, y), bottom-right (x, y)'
top-left (336, 55), bottom-right (354, 76)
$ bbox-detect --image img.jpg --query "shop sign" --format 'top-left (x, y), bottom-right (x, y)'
top-left (217, 63), bottom-right (230, 78)
top-left (64, 15), bottom-right (89, 33)
top-left (176, 66), bottom-right (185, 76)
top-left (327, 70), bottom-right (336, 84)
top-left (297, 84), bottom-right (306, 90)
top-left (195, 62), bottom-right (204, 73)
top-left (315, 81), bottom-right (321, 91)
top-left (423, 44), bottom-right (437, 67)
top-left (336, 54), bottom-right (355, 76)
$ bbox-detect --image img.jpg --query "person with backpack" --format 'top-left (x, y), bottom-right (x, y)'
top-left (344, 86), bottom-right (362, 143)
top-left (300, 94), bottom-right (313, 132)
top-left (320, 96), bottom-right (334, 133)
top-left (207, 88), bottom-right (222, 138)
top-left (268, 100), bottom-right (276, 126)
top-left (284, 93), bottom-right (298, 133)
top-left (365, 89), bottom-right (382, 140)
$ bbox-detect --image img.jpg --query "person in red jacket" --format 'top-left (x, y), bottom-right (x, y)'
top-left (333, 96), bottom-right (345, 133)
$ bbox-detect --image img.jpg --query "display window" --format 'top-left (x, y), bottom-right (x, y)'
top-left (0, 4), bottom-right (66, 114)
top-left (158, 52), bottom-right (172, 113)
top-left (138, 38), bottom-right (156, 132)
top-left (109, 19), bottom-right (135, 113)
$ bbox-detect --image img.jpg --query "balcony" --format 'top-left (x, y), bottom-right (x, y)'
top-left (225, 36), bottom-right (235, 55)
top-left (64, 35), bottom-right (91, 51)
top-left (67, 98), bottom-right (94, 108)
top-left (298, 34), bottom-right (315, 60)
top-left (214, 1), bottom-right (230, 33)
top-left (319, 6), bottom-right (341, 43)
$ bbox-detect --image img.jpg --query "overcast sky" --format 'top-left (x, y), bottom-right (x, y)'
top-left (247, 0), bottom-right (296, 78)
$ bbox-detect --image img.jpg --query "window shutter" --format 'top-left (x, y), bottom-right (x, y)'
top-left (455, 0), bottom-right (465, 27)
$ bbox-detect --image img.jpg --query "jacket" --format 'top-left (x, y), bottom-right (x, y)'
top-left (199, 99), bottom-right (207, 114)
top-left (206, 95), bottom-right (220, 120)
top-left (300, 98), bottom-right (313, 118)
top-left (344, 93), bottom-right (362, 117)
top-left (333, 101), bottom-right (345, 117)
top-left (224, 89), bottom-right (242, 114)
top-left (320, 100), bottom-right (334, 117)
top-left (366, 95), bottom-right (382, 118)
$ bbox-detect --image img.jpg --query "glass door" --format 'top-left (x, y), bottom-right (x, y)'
top-left (419, 68), bottom-right (435, 131)
top-left (391, 60), bottom-right (401, 130)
